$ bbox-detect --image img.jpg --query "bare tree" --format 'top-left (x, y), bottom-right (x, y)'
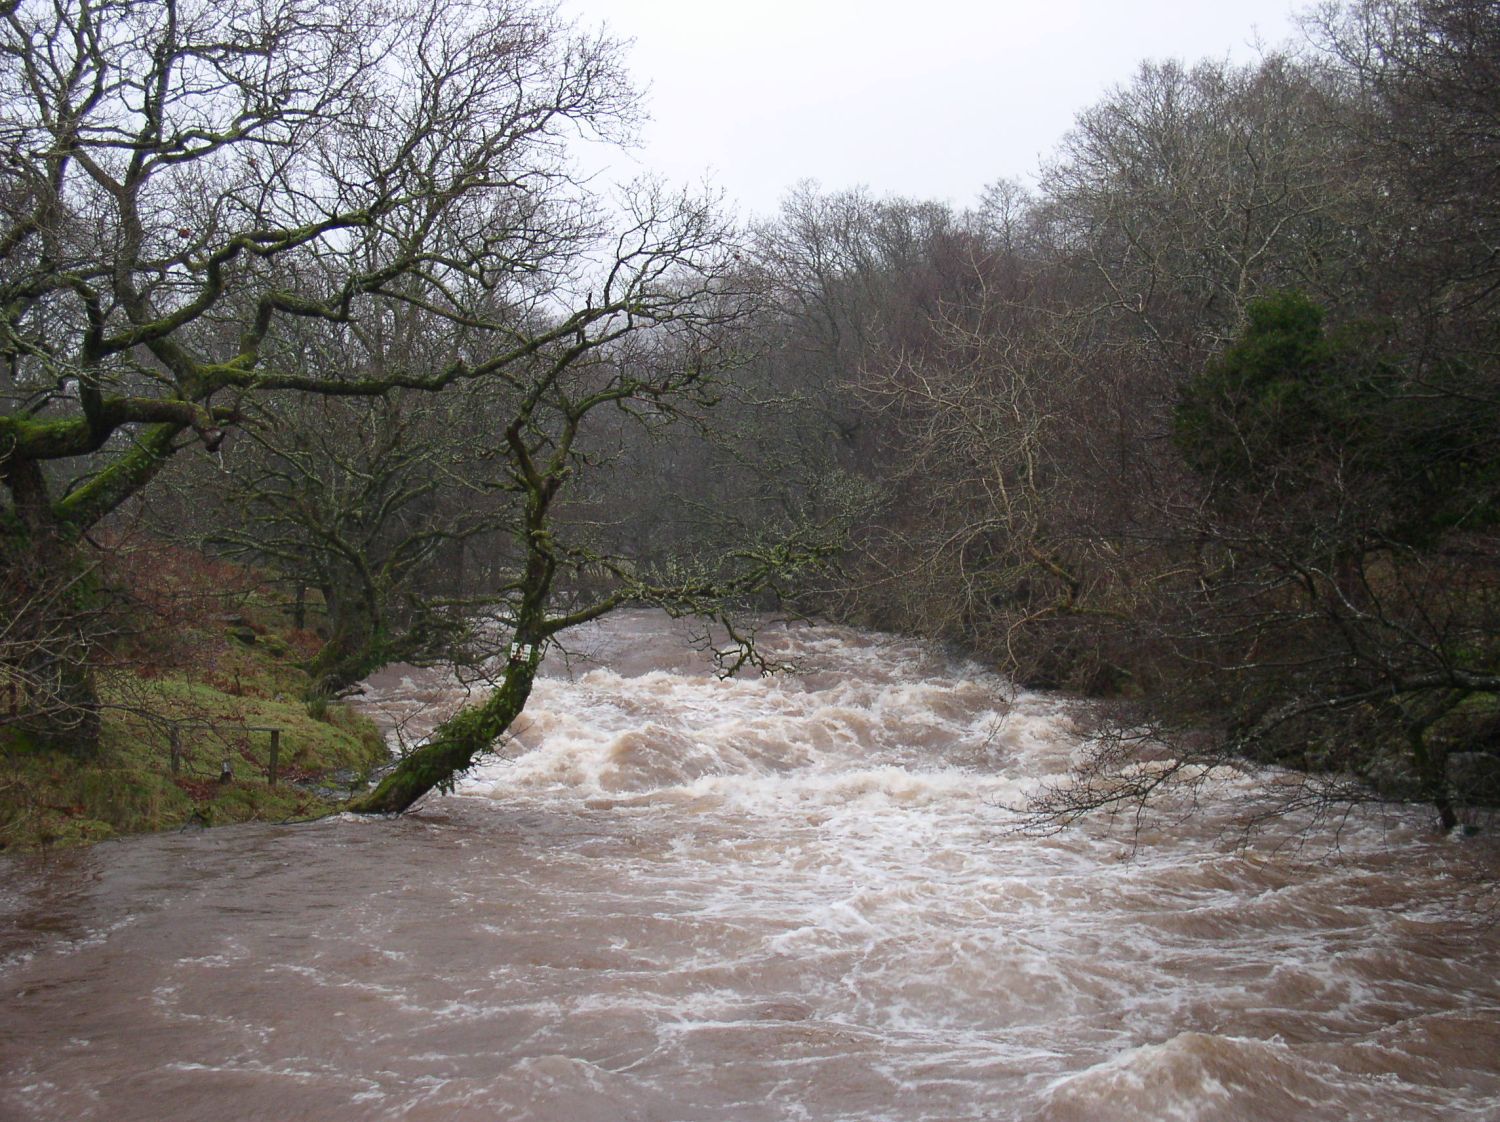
top-left (1308, 0), bottom-right (1500, 357)
top-left (1041, 54), bottom-right (1374, 375)
top-left (206, 389), bottom-right (504, 698)
top-left (346, 253), bottom-right (849, 814)
top-left (0, 0), bottom-right (724, 751)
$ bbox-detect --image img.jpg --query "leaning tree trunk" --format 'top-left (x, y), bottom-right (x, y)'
top-left (346, 645), bottom-right (542, 815)
top-left (348, 421), bottom-right (567, 815)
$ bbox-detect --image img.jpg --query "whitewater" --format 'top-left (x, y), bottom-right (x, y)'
top-left (2, 611), bottom-right (1498, 1121)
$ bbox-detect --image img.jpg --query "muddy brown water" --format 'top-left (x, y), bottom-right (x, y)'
top-left (2, 612), bottom-right (1499, 1121)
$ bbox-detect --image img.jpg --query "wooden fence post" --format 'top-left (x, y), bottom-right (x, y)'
top-left (246, 726), bottom-right (284, 787)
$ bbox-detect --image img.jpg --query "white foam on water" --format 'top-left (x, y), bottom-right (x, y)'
top-left (360, 615), bottom-right (1499, 1110)
top-left (5, 610), bottom-right (1499, 1122)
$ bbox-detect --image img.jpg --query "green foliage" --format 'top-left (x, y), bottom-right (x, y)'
top-left (1175, 292), bottom-right (1368, 489)
top-left (1174, 291), bottom-right (1499, 544)
top-left (1160, 292), bottom-right (1500, 826)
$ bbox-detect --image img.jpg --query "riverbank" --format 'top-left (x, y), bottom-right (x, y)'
top-left (0, 542), bottom-right (388, 850)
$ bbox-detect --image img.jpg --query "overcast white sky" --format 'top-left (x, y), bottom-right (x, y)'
top-left (556, 0), bottom-right (1307, 219)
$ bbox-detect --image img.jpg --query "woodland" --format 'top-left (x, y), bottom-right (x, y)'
top-left (1, 0), bottom-right (1497, 839)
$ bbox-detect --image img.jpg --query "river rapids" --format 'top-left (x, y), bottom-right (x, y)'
top-left (2, 611), bottom-right (1499, 1121)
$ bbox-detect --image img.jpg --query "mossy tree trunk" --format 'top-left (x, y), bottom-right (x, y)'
top-left (345, 409), bottom-right (568, 814)
top-left (30, 653), bottom-right (103, 757)
top-left (345, 645), bottom-right (541, 814)
top-left (0, 462), bottom-right (105, 760)
top-left (304, 583), bottom-right (387, 701)
top-left (345, 530), bottom-right (558, 814)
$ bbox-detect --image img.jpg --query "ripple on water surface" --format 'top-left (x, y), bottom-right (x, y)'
top-left (1, 611), bottom-right (1498, 1122)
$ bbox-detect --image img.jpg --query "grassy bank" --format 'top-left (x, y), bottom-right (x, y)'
top-left (0, 541), bottom-right (389, 850)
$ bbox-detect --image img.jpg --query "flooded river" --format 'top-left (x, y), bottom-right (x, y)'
top-left (2, 612), bottom-right (1499, 1120)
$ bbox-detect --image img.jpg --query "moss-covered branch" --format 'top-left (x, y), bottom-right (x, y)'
top-left (346, 646), bottom-right (542, 815)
